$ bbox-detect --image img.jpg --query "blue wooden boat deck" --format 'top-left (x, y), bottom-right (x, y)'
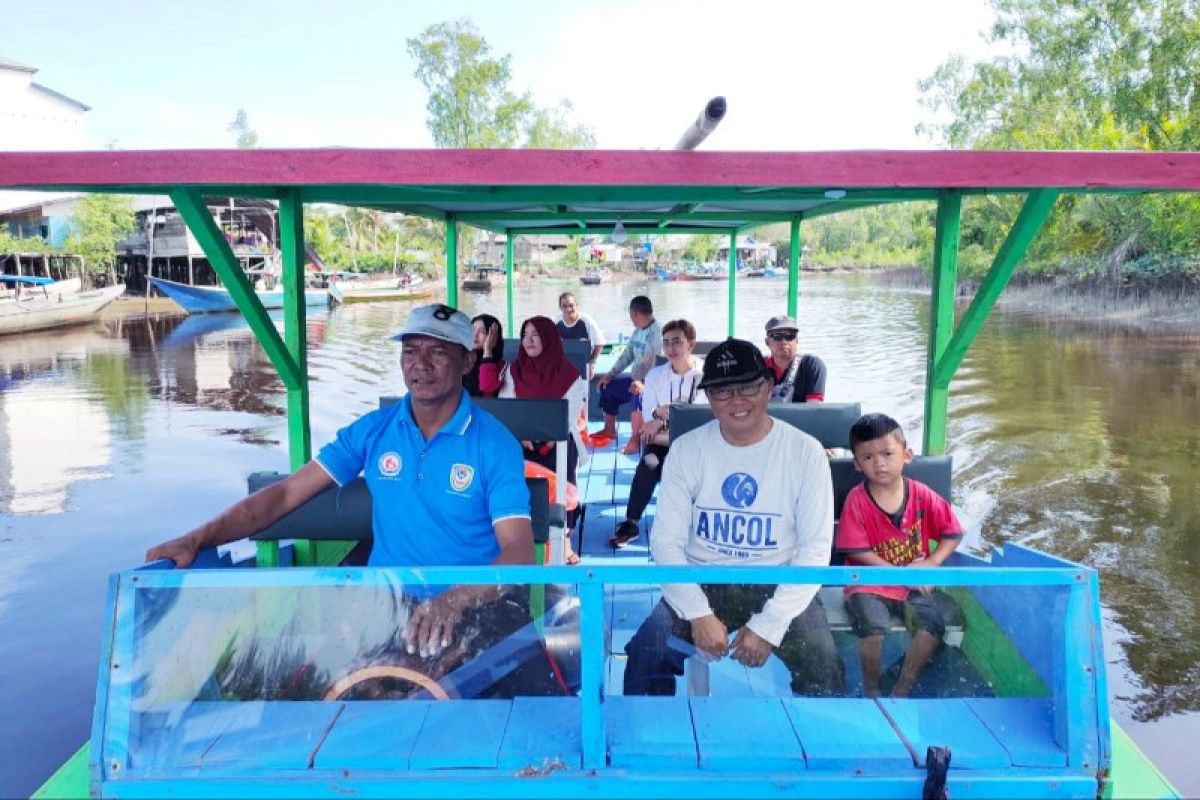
top-left (89, 420), bottom-right (1105, 797)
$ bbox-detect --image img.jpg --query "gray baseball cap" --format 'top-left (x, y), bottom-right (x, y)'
top-left (765, 315), bottom-right (798, 333)
top-left (392, 303), bottom-right (474, 349)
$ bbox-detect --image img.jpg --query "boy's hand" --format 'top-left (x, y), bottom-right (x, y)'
top-left (690, 614), bottom-right (729, 660)
top-left (729, 627), bottom-right (773, 668)
top-left (908, 557), bottom-right (936, 594)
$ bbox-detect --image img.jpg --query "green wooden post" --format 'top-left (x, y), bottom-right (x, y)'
top-left (445, 215), bottom-right (458, 307)
top-left (505, 234), bottom-right (514, 333)
top-left (933, 190), bottom-right (1059, 388)
top-left (922, 191), bottom-right (962, 455)
top-left (787, 216), bottom-right (801, 319)
top-left (278, 189), bottom-right (311, 469)
top-left (278, 189), bottom-right (315, 567)
top-left (727, 231), bottom-right (738, 336)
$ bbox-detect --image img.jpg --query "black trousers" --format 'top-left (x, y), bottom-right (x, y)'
top-left (625, 443), bottom-right (670, 523)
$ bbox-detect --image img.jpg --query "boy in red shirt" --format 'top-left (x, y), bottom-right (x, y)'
top-left (836, 413), bottom-right (963, 697)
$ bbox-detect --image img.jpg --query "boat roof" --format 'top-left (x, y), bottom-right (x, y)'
top-left (0, 274), bottom-right (54, 285)
top-left (1, 149), bottom-right (1197, 236)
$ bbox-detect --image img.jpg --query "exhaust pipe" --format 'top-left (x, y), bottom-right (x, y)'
top-left (674, 96), bottom-right (727, 150)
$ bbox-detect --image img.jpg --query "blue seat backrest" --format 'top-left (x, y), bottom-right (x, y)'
top-left (829, 456), bottom-right (953, 519)
top-left (379, 396), bottom-right (571, 441)
top-left (247, 472), bottom-right (552, 545)
top-left (670, 402), bottom-right (863, 450)
top-left (502, 337), bottom-right (592, 380)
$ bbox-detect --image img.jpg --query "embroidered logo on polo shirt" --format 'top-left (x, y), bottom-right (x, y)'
top-left (449, 463), bottom-right (475, 491)
top-left (378, 452), bottom-right (402, 478)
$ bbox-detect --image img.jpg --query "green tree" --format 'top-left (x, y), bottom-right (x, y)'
top-left (683, 234), bottom-right (718, 264)
top-left (408, 17), bottom-right (595, 149)
top-left (525, 100), bottom-right (596, 148)
top-left (227, 108), bottom-right (259, 149)
top-left (65, 195), bottom-right (136, 283)
top-left (562, 237), bottom-right (582, 268)
top-left (407, 18), bottom-right (533, 148)
top-left (917, 0), bottom-right (1200, 280)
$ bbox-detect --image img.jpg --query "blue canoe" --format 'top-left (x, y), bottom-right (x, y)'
top-left (150, 277), bottom-right (327, 314)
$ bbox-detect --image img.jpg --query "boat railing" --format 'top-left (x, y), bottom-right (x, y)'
top-left (91, 556), bottom-right (1108, 798)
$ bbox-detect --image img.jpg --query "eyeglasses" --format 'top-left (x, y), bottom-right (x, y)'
top-left (768, 331), bottom-right (797, 342)
top-left (707, 380), bottom-right (766, 402)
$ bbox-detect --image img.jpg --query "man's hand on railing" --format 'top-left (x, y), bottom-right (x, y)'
top-left (145, 532), bottom-right (199, 569)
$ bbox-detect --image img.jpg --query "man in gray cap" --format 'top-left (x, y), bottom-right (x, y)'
top-left (148, 304), bottom-right (539, 669)
top-left (764, 315), bottom-right (827, 403)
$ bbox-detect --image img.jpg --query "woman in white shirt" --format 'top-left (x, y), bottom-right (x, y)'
top-left (609, 319), bottom-right (705, 549)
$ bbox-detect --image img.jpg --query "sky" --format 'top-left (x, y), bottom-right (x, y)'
top-left (5, 0), bottom-right (1000, 151)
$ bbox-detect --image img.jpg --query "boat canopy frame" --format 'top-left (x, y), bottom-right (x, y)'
top-left (4, 147), bottom-right (1198, 564)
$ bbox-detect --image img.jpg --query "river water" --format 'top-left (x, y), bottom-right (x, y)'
top-left (0, 274), bottom-right (1196, 795)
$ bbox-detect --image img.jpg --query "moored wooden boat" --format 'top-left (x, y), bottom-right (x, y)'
top-left (0, 276), bottom-right (125, 336)
top-left (327, 275), bottom-right (431, 304)
top-left (150, 276), bottom-right (327, 314)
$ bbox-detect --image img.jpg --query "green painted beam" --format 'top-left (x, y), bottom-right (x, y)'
top-left (445, 215), bottom-right (458, 307)
top-left (296, 185), bottom-right (949, 208)
top-left (505, 234), bottom-right (514, 333)
top-left (453, 209), bottom-right (804, 224)
top-left (169, 189), bottom-right (302, 389)
top-left (933, 190), bottom-right (1059, 388)
top-left (794, 199), bottom-right (902, 221)
top-left (787, 216), bottom-right (801, 319)
top-left (278, 189), bottom-right (311, 469)
top-left (278, 189), bottom-right (316, 568)
top-left (727, 231), bottom-right (738, 336)
top-left (923, 190), bottom-right (962, 455)
top-left (505, 225), bottom-right (740, 236)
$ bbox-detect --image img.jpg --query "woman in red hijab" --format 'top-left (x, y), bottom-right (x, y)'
top-left (483, 315), bottom-right (588, 563)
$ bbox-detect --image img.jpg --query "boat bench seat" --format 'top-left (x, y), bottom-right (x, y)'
top-left (248, 473), bottom-right (554, 549)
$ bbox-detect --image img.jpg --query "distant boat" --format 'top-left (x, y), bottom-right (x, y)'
top-left (462, 265), bottom-right (507, 292)
top-left (327, 275), bottom-right (431, 305)
top-left (580, 268), bottom-right (611, 285)
top-left (149, 277), bottom-right (327, 314)
top-left (0, 275), bottom-right (125, 336)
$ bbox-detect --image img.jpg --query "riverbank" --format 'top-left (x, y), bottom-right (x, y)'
top-left (869, 267), bottom-right (1200, 335)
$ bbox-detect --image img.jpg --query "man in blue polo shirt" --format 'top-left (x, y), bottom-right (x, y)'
top-left (147, 304), bottom-right (541, 683)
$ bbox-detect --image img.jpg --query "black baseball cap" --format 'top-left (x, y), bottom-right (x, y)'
top-left (698, 337), bottom-right (768, 390)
